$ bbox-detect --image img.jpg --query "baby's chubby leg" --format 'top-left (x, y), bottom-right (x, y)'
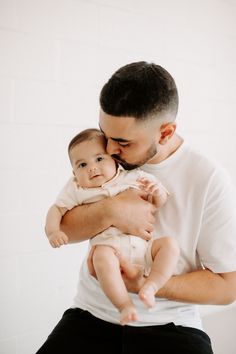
top-left (139, 237), bottom-right (179, 308)
top-left (92, 245), bottom-right (138, 325)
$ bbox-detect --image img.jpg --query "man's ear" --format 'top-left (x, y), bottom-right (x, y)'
top-left (159, 122), bottom-right (176, 145)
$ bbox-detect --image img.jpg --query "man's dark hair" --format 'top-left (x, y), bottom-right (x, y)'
top-left (100, 61), bottom-right (178, 120)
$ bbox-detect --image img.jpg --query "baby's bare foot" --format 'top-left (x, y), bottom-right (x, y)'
top-left (120, 306), bottom-right (138, 326)
top-left (139, 282), bottom-right (157, 308)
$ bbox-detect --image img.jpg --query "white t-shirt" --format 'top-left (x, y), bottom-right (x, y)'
top-left (72, 141), bottom-right (236, 329)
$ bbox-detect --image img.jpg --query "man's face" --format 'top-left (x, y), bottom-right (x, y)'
top-left (99, 110), bottom-right (161, 170)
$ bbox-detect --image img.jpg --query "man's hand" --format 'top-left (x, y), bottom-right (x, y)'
top-left (110, 188), bottom-right (157, 240)
top-left (60, 185), bottom-right (157, 243)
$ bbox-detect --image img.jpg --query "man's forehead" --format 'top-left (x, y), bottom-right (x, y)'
top-left (99, 111), bottom-right (142, 140)
top-left (98, 124), bottom-right (131, 142)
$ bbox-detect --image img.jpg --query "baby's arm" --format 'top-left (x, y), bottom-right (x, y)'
top-left (138, 178), bottom-right (169, 208)
top-left (45, 205), bottom-right (69, 248)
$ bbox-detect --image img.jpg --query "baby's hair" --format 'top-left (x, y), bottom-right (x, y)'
top-left (68, 128), bottom-right (106, 155)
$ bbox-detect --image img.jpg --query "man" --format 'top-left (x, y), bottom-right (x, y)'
top-left (37, 61), bottom-right (236, 354)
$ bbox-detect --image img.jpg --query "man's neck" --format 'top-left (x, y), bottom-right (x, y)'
top-left (149, 134), bottom-right (183, 164)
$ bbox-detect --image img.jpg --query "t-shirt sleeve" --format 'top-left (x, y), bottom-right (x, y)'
top-left (55, 177), bottom-right (81, 210)
top-left (197, 167), bottom-right (236, 273)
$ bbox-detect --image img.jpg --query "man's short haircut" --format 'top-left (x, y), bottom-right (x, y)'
top-left (100, 61), bottom-right (179, 121)
top-left (68, 128), bottom-right (106, 155)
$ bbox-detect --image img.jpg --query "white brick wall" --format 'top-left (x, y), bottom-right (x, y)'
top-left (0, 0), bottom-right (235, 353)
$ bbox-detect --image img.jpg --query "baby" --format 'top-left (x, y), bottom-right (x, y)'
top-left (45, 128), bottom-right (179, 325)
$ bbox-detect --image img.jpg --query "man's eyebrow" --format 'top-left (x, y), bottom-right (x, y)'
top-left (99, 125), bottom-right (131, 143)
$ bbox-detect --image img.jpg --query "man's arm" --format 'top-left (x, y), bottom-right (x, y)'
top-left (157, 269), bottom-right (236, 305)
top-left (61, 188), bottom-right (157, 243)
top-left (60, 198), bottom-right (113, 243)
top-left (119, 258), bottom-right (236, 305)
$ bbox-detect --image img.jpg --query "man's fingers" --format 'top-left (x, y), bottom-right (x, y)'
top-left (143, 230), bottom-right (153, 240)
top-left (146, 221), bottom-right (154, 233)
top-left (149, 213), bottom-right (156, 223)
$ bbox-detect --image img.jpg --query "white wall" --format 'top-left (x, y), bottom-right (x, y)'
top-left (202, 304), bottom-right (236, 354)
top-left (0, 0), bottom-right (236, 353)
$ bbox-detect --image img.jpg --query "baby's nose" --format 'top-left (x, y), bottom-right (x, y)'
top-left (89, 166), bottom-right (98, 173)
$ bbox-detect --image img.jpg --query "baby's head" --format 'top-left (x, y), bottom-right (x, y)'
top-left (68, 128), bottom-right (117, 188)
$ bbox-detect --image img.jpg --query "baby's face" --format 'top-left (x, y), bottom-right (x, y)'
top-left (70, 138), bottom-right (117, 188)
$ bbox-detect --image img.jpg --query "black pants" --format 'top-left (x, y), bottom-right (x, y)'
top-left (36, 308), bottom-right (214, 354)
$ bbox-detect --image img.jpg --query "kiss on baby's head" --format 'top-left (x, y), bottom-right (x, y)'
top-left (68, 128), bottom-right (106, 161)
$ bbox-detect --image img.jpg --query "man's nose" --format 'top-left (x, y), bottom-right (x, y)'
top-left (106, 139), bottom-right (121, 155)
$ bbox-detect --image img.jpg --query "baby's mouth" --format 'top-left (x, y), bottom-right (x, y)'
top-left (90, 174), bottom-right (101, 179)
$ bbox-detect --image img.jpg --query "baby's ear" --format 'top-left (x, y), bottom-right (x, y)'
top-left (72, 170), bottom-right (78, 184)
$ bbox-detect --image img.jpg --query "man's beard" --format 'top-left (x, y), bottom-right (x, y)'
top-left (112, 143), bottom-right (157, 170)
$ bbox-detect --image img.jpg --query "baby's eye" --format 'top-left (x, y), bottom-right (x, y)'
top-left (96, 156), bottom-right (104, 162)
top-left (78, 162), bottom-right (87, 168)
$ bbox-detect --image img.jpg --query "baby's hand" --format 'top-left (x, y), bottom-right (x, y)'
top-left (138, 178), bottom-right (168, 208)
top-left (138, 178), bottom-right (159, 194)
top-left (48, 230), bottom-right (69, 248)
